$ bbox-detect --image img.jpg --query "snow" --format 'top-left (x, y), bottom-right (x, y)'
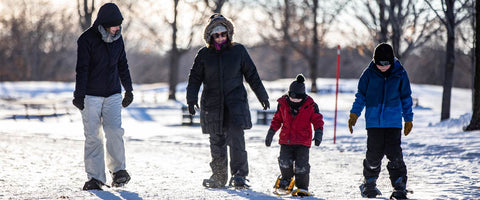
top-left (0, 79), bottom-right (479, 199)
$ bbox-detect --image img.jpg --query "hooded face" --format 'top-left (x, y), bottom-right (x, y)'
top-left (203, 14), bottom-right (235, 46)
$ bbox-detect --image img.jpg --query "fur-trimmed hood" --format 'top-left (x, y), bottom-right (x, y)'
top-left (203, 14), bottom-right (235, 45)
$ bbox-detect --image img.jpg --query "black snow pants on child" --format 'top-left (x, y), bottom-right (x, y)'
top-left (278, 144), bottom-right (310, 190)
top-left (363, 128), bottom-right (407, 190)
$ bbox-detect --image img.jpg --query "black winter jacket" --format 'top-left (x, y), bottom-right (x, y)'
top-left (187, 44), bottom-right (269, 134)
top-left (74, 3), bottom-right (132, 98)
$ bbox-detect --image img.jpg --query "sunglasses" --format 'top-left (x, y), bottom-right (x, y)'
top-left (377, 60), bottom-right (391, 66)
top-left (212, 32), bottom-right (227, 39)
top-left (210, 14), bottom-right (224, 19)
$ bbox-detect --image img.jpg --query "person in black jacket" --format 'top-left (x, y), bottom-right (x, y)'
top-left (73, 3), bottom-right (133, 191)
top-left (186, 14), bottom-right (270, 189)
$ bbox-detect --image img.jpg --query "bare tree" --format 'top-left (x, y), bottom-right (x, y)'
top-left (77, 0), bottom-right (95, 31)
top-left (355, 0), bottom-right (437, 60)
top-left (426, 0), bottom-right (473, 120)
top-left (466, 0), bottom-right (479, 130)
top-left (282, 0), bottom-right (348, 92)
top-left (204, 0), bottom-right (227, 13)
top-left (258, 0), bottom-right (293, 78)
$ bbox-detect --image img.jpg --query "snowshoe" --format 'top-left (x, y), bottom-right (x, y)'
top-left (228, 175), bottom-right (250, 189)
top-left (291, 188), bottom-right (313, 196)
top-left (83, 178), bottom-right (104, 191)
top-left (359, 183), bottom-right (382, 198)
top-left (111, 170), bottom-right (130, 187)
top-left (390, 189), bottom-right (409, 199)
top-left (273, 175), bottom-right (295, 196)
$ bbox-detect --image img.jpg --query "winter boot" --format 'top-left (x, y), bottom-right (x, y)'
top-left (112, 170), bottom-right (130, 187)
top-left (229, 175), bottom-right (250, 189)
top-left (390, 177), bottom-right (408, 199)
top-left (203, 174), bottom-right (227, 188)
top-left (360, 177), bottom-right (382, 198)
top-left (83, 178), bottom-right (104, 191)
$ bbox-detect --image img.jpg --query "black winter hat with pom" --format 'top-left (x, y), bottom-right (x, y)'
top-left (373, 43), bottom-right (394, 66)
top-left (288, 74), bottom-right (306, 99)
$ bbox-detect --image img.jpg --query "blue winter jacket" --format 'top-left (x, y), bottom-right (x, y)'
top-left (350, 59), bottom-right (413, 129)
top-left (74, 3), bottom-right (132, 98)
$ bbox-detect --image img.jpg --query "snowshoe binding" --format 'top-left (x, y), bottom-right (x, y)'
top-left (83, 178), bottom-right (104, 191)
top-left (111, 170), bottom-right (130, 187)
top-left (390, 189), bottom-right (409, 199)
top-left (273, 175), bottom-right (295, 196)
top-left (291, 188), bottom-right (313, 197)
top-left (228, 175), bottom-right (250, 189)
top-left (360, 177), bottom-right (382, 198)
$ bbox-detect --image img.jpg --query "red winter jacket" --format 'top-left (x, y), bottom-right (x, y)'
top-left (269, 95), bottom-right (324, 147)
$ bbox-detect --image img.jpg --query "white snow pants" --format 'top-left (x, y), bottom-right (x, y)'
top-left (81, 94), bottom-right (126, 184)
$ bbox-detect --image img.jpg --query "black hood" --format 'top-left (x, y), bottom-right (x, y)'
top-left (93, 3), bottom-right (123, 27)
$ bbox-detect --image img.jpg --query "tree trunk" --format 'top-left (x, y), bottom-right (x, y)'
top-left (280, 0), bottom-right (291, 78)
top-left (168, 0), bottom-right (180, 100)
top-left (77, 0), bottom-right (95, 30)
top-left (310, 0), bottom-right (319, 93)
top-left (440, 0), bottom-right (456, 121)
top-left (466, 0), bottom-right (480, 130)
top-left (377, 0), bottom-right (388, 42)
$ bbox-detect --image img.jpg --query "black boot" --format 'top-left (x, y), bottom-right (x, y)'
top-left (112, 170), bottom-right (131, 187)
top-left (203, 174), bottom-right (227, 188)
top-left (390, 177), bottom-right (408, 199)
top-left (360, 177), bottom-right (382, 198)
top-left (83, 178), bottom-right (104, 191)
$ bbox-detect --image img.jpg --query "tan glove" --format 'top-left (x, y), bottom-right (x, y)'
top-left (348, 113), bottom-right (358, 134)
top-left (404, 121), bottom-right (413, 136)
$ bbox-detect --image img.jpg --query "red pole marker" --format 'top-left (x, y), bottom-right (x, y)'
top-left (334, 45), bottom-right (340, 144)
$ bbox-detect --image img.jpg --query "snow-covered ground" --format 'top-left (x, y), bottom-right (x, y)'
top-left (0, 79), bottom-right (478, 199)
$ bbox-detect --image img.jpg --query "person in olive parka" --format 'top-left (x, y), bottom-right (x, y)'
top-left (73, 3), bottom-right (133, 191)
top-left (186, 14), bottom-right (270, 189)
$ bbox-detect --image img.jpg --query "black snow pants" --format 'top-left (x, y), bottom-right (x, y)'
top-left (363, 128), bottom-right (407, 190)
top-left (208, 106), bottom-right (248, 186)
top-left (278, 144), bottom-right (310, 190)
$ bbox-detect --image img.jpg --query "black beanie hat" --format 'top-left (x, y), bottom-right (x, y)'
top-left (373, 43), bottom-right (394, 66)
top-left (102, 19), bottom-right (123, 28)
top-left (288, 74), bottom-right (306, 99)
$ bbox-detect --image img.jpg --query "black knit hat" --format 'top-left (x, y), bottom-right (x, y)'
top-left (373, 43), bottom-right (394, 66)
top-left (102, 19), bottom-right (123, 28)
top-left (288, 74), bottom-right (306, 99)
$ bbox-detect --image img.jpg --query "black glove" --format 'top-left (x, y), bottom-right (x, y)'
top-left (122, 91), bottom-right (133, 108)
top-left (72, 97), bottom-right (85, 110)
top-left (261, 100), bottom-right (270, 110)
top-left (188, 103), bottom-right (199, 115)
top-left (313, 129), bottom-right (323, 146)
top-left (265, 128), bottom-right (276, 147)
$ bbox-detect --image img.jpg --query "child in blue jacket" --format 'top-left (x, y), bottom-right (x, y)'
top-left (348, 43), bottom-right (413, 199)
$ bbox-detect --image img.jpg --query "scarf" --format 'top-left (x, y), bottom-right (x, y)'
top-left (98, 25), bottom-right (122, 43)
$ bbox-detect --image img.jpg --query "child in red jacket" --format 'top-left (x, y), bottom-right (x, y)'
top-left (265, 74), bottom-right (324, 196)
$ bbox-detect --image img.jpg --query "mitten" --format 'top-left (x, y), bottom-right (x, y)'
top-left (314, 129), bottom-right (323, 146)
top-left (404, 121), bottom-right (413, 136)
top-left (348, 113), bottom-right (358, 134)
top-left (72, 97), bottom-right (85, 110)
top-left (122, 91), bottom-right (133, 108)
top-left (261, 100), bottom-right (270, 110)
top-left (265, 128), bottom-right (276, 147)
